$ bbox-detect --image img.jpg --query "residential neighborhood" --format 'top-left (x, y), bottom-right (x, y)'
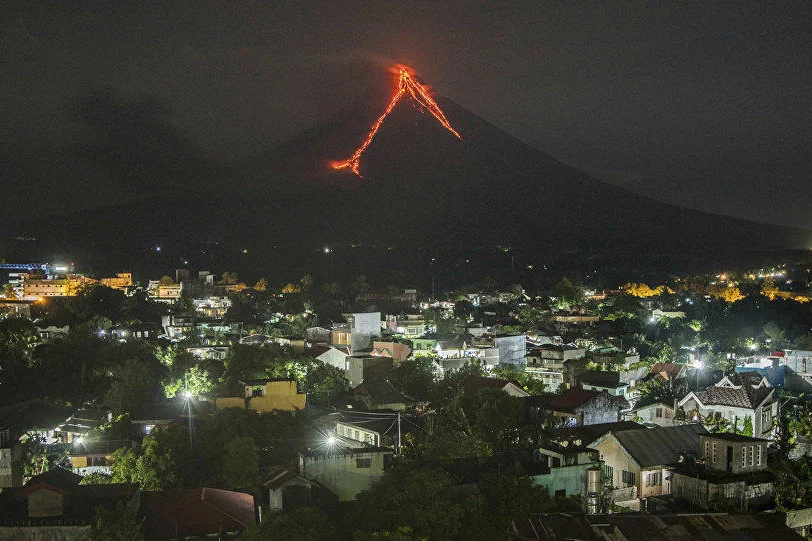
top-left (1, 260), bottom-right (812, 539)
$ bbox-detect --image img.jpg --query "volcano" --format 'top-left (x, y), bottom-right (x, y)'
top-left (4, 64), bottom-right (808, 277)
top-left (235, 66), bottom-right (808, 254)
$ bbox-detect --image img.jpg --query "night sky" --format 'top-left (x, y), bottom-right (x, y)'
top-left (2, 2), bottom-right (810, 229)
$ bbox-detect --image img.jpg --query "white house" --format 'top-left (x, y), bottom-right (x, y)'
top-left (678, 385), bottom-right (777, 439)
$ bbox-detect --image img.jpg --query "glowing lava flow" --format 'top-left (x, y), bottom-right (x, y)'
top-left (332, 66), bottom-right (461, 176)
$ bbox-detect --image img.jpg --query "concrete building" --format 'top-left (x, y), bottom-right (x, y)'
top-left (678, 384), bottom-right (777, 439)
top-left (531, 440), bottom-right (602, 501)
top-left (215, 380), bottom-right (306, 412)
top-left (495, 334), bottom-right (527, 366)
top-left (589, 423), bottom-right (707, 509)
top-left (536, 389), bottom-right (630, 426)
top-left (671, 433), bottom-right (774, 510)
top-left (627, 400), bottom-right (677, 427)
top-left (299, 445), bottom-right (392, 501)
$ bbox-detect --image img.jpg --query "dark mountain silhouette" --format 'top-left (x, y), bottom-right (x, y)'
top-left (3, 66), bottom-right (808, 277)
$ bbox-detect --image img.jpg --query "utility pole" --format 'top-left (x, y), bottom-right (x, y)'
top-left (397, 412), bottom-right (402, 455)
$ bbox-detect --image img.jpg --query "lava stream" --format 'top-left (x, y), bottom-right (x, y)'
top-left (332, 66), bottom-right (461, 177)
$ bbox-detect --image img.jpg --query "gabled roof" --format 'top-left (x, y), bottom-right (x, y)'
top-left (354, 380), bottom-right (410, 405)
top-left (682, 385), bottom-right (773, 410)
top-left (18, 467), bottom-right (81, 495)
top-left (545, 388), bottom-right (629, 413)
top-left (550, 421), bottom-right (643, 446)
top-left (721, 371), bottom-right (770, 388)
top-left (648, 363), bottom-right (686, 381)
top-left (464, 375), bottom-right (525, 395)
top-left (607, 423), bottom-right (707, 469)
top-left (141, 488), bottom-right (255, 538)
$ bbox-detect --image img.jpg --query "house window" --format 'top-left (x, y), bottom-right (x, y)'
top-left (762, 409), bottom-right (772, 431)
top-left (757, 445), bottom-right (762, 466)
top-left (354, 430), bottom-right (359, 440)
top-left (750, 445), bottom-right (754, 467)
top-left (604, 465), bottom-right (614, 483)
top-left (646, 471), bottom-right (661, 486)
top-left (705, 441), bottom-right (709, 460)
top-left (621, 470), bottom-right (636, 486)
top-left (712, 443), bottom-right (717, 463)
top-left (356, 458), bottom-right (372, 468)
top-left (655, 407), bottom-right (663, 418)
top-left (742, 446), bottom-right (747, 468)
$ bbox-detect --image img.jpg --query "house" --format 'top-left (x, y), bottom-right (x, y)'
top-left (345, 355), bottom-right (393, 388)
top-left (110, 323), bottom-right (159, 341)
top-left (716, 371), bottom-right (771, 389)
top-left (508, 512), bottom-right (802, 540)
top-left (139, 487), bottom-right (256, 539)
top-left (627, 400), bottom-right (677, 427)
top-left (536, 388), bottom-right (629, 426)
top-left (299, 445), bottom-right (393, 501)
top-left (494, 334), bottom-right (527, 366)
top-left (647, 362), bottom-right (687, 381)
top-left (354, 380), bottom-right (412, 411)
top-left (671, 433), bottom-right (774, 511)
top-left (677, 384), bottom-right (777, 439)
top-left (464, 375), bottom-right (530, 397)
top-left (530, 439), bottom-right (601, 500)
top-left (69, 440), bottom-right (133, 476)
top-left (0, 468), bottom-right (136, 538)
top-left (263, 467), bottom-right (336, 511)
top-left (332, 312), bottom-right (382, 353)
top-left (536, 343), bottom-right (586, 362)
top-left (215, 379), bottom-right (306, 412)
top-left (525, 354), bottom-right (565, 393)
top-left (386, 314), bottom-right (427, 337)
top-left (589, 423), bottom-right (707, 509)
top-left (371, 340), bottom-right (412, 363)
top-left (316, 345), bottom-right (351, 371)
top-left (578, 371), bottom-right (629, 398)
top-left (333, 410), bottom-right (412, 448)
top-left (130, 402), bottom-right (202, 436)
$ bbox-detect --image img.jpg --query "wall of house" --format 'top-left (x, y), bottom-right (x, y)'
top-left (215, 397), bottom-right (245, 410)
top-left (577, 394), bottom-right (622, 425)
top-left (530, 463), bottom-right (593, 497)
top-left (639, 467), bottom-right (670, 498)
top-left (28, 489), bottom-right (64, 518)
top-left (0, 447), bottom-right (22, 488)
top-left (701, 436), bottom-right (767, 474)
top-left (336, 423), bottom-right (379, 446)
top-left (0, 526), bottom-right (88, 539)
top-left (249, 393), bottom-right (306, 413)
top-left (672, 472), bottom-right (709, 508)
top-left (301, 451), bottom-right (388, 501)
top-left (594, 438), bottom-right (638, 491)
top-left (635, 405), bottom-right (677, 427)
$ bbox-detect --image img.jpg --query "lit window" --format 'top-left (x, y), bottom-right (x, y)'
top-left (757, 445), bottom-right (762, 466)
top-left (750, 445), bottom-right (754, 467)
top-left (705, 441), bottom-right (709, 460)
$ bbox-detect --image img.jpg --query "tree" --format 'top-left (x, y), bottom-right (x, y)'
top-left (84, 503), bottom-right (144, 541)
top-left (552, 278), bottom-right (584, 307)
top-left (492, 366), bottom-right (545, 395)
top-left (158, 275), bottom-right (176, 286)
top-left (388, 358), bottom-right (435, 401)
top-left (764, 321), bottom-right (788, 349)
top-left (242, 507), bottom-right (335, 541)
top-left (220, 436), bottom-right (259, 490)
top-left (221, 272), bottom-right (239, 285)
top-left (353, 466), bottom-right (465, 539)
top-left (254, 278), bottom-right (268, 292)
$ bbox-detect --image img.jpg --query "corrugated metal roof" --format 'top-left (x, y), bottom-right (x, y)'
top-left (613, 423), bottom-right (707, 468)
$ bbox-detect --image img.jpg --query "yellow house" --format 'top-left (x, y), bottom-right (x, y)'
top-left (215, 379), bottom-right (306, 412)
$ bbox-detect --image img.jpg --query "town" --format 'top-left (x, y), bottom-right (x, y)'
top-left (1, 258), bottom-right (811, 539)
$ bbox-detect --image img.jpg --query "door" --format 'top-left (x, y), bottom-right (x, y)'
top-left (726, 446), bottom-right (733, 473)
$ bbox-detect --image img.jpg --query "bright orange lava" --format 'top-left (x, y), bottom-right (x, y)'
top-left (332, 66), bottom-right (461, 177)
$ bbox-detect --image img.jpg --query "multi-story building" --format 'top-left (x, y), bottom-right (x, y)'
top-left (671, 433), bottom-right (774, 510)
